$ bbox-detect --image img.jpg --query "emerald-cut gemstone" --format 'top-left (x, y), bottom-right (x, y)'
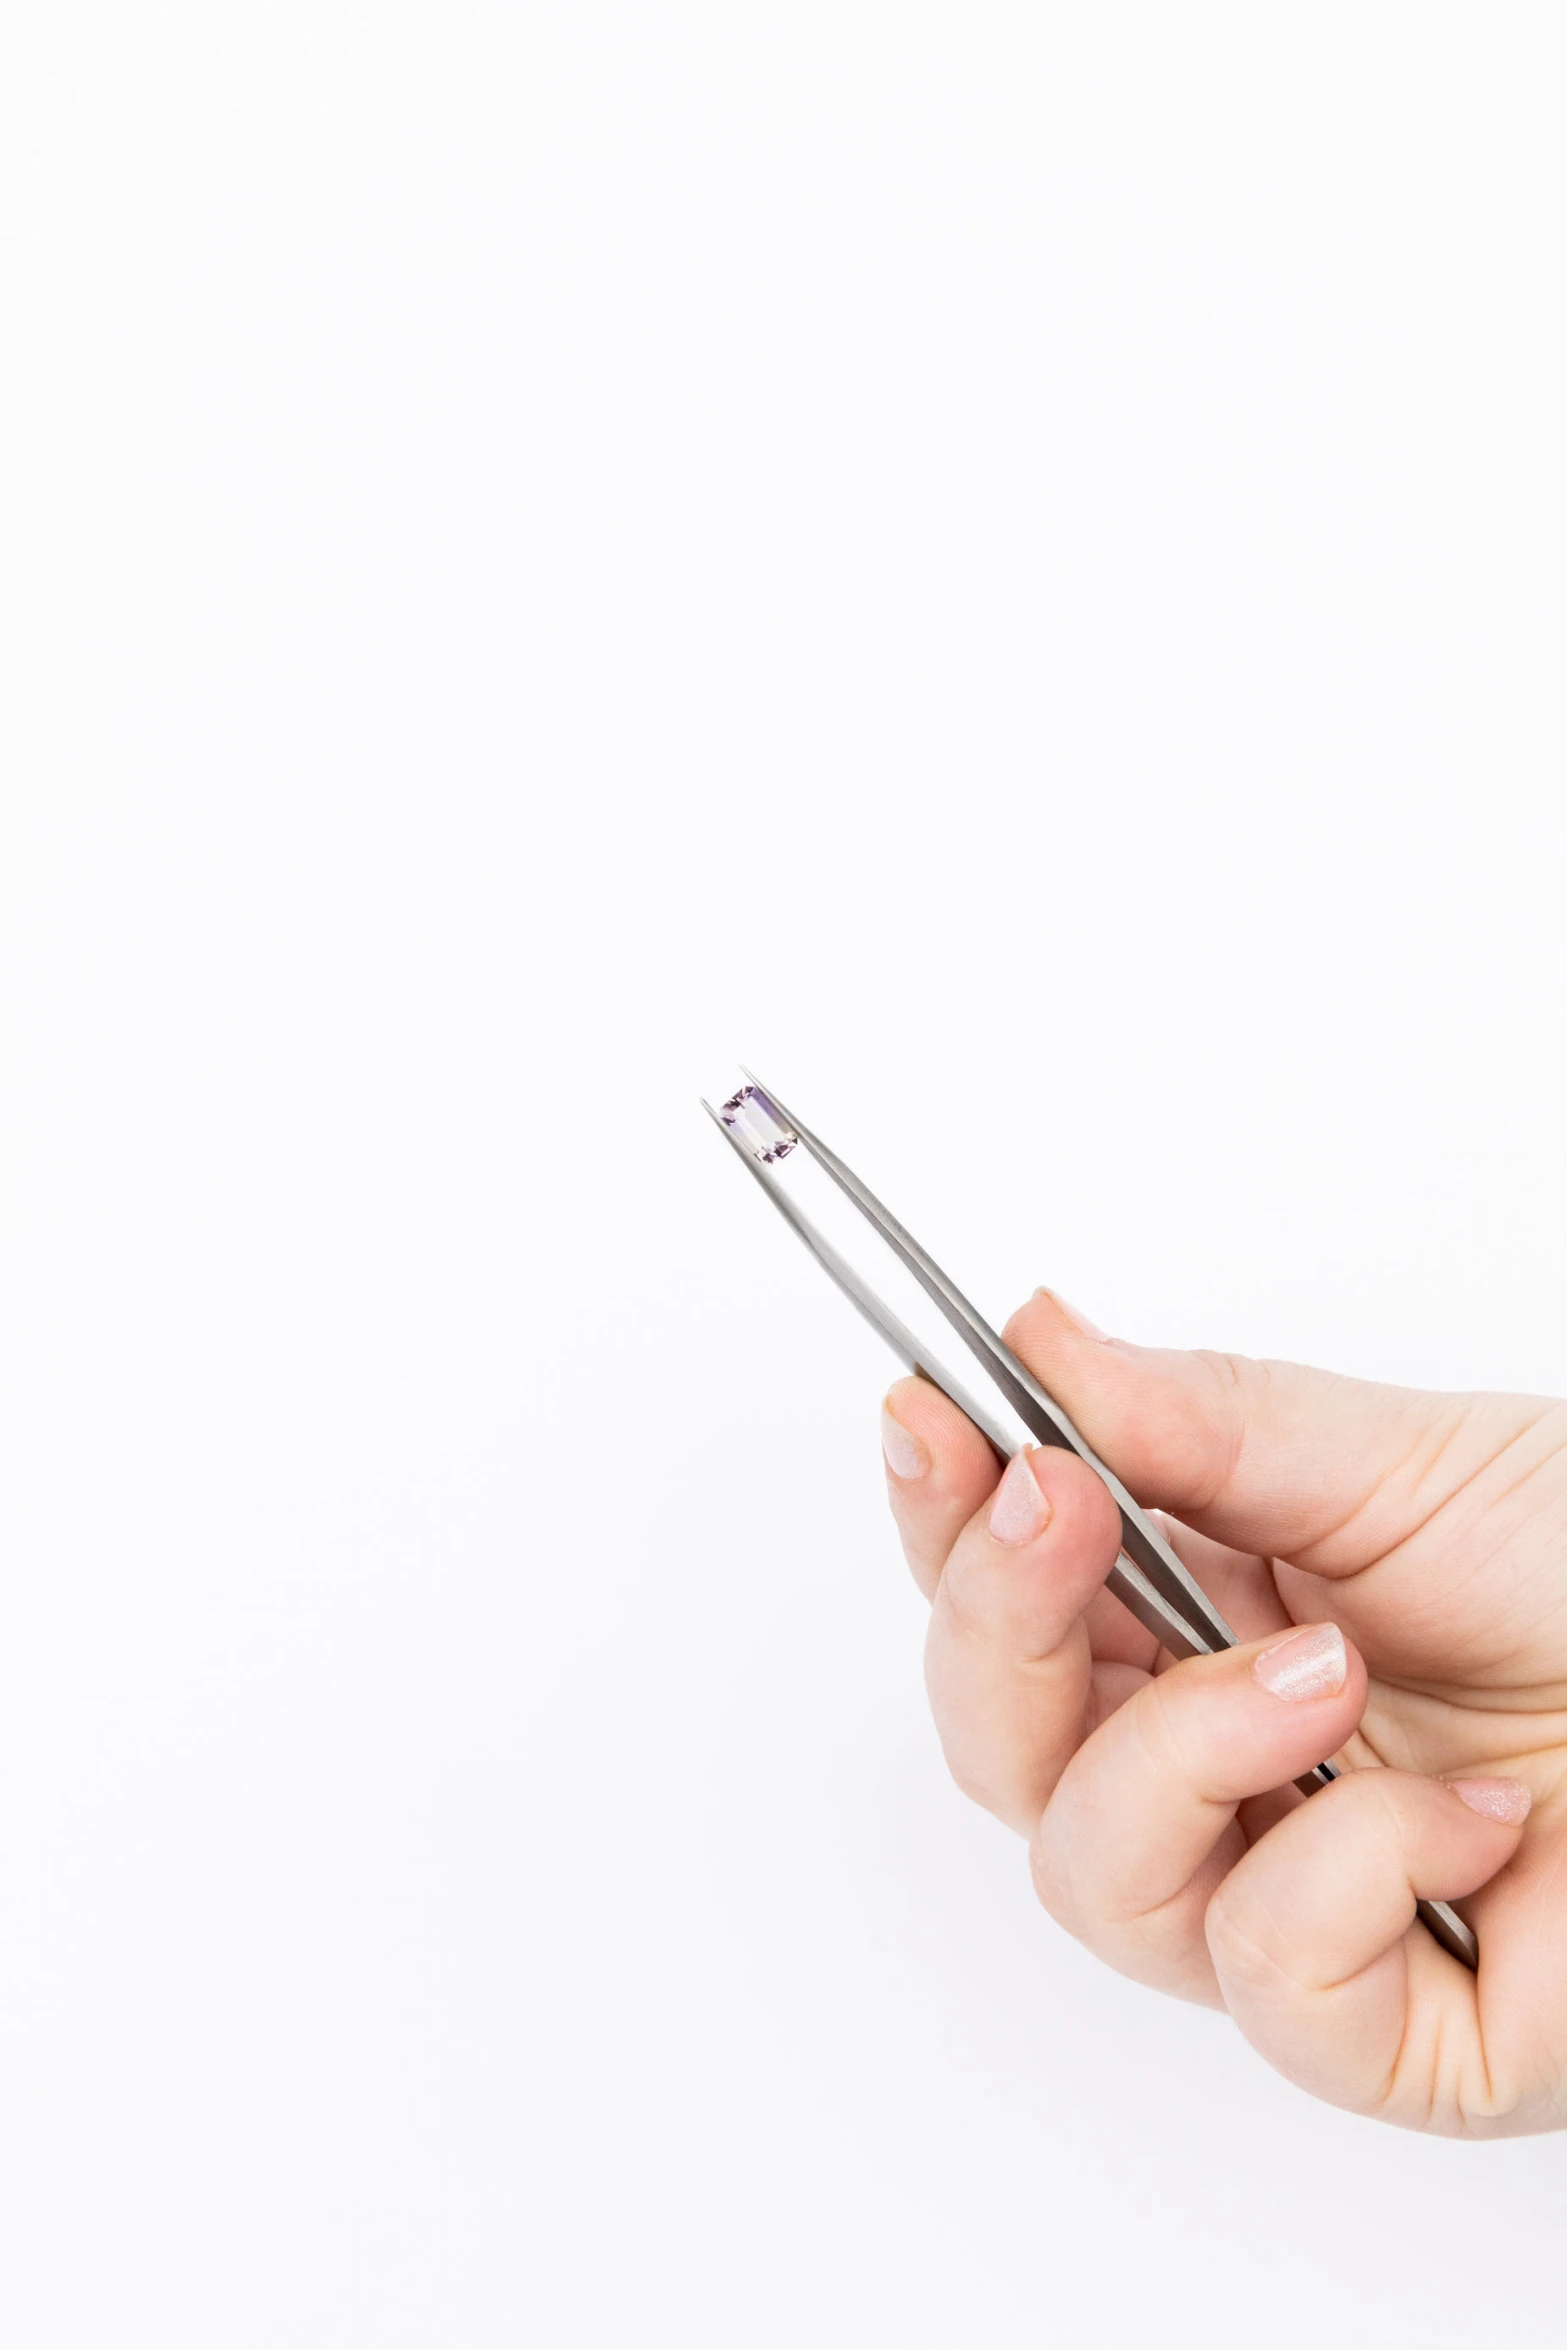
top-left (719, 1084), bottom-right (797, 1164)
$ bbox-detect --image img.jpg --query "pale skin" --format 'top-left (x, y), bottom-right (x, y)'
top-left (878, 1288), bottom-right (1567, 2137)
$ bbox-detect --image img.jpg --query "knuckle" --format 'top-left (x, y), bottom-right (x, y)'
top-left (897, 1535), bottom-right (946, 1606)
top-left (943, 1745), bottom-right (1000, 1813)
top-left (1192, 1347), bottom-right (1253, 1399)
top-left (1378, 1776), bottom-right (1427, 1855)
top-left (932, 1716), bottom-right (1019, 1823)
top-left (934, 1557), bottom-right (1000, 1650)
top-left (1324, 1763), bottom-right (1420, 1856)
top-left (893, 1520), bottom-right (933, 1575)
top-left (935, 1545), bottom-right (1068, 1666)
top-left (1203, 1876), bottom-right (1295, 1995)
top-left (1131, 1661), bottom-right (1217, 1794)
top-left (1027, 1822), bottom-right (1082, 1930)
top-left (1189, 1351), bottom-right (1266, 1505)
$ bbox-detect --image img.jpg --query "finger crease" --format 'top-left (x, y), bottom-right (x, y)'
top-left (1293, 1402), bottom-right (1567, 1581)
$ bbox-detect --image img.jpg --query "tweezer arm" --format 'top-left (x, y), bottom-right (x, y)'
top-left (709, 1095), bottom-right (1212, 1654)
top-left (744, 1072), bottom-right (1237, 1655)
top-left (727, 1074), bottom-right (1479, 1974)
top-left (705, 1102), bottom-right (1214, 1661)
top-left (703, 1103), bottom-right (1014, 1455)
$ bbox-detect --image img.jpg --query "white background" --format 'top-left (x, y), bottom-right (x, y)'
top-left (3, 3), bottom-right (1567, 2343)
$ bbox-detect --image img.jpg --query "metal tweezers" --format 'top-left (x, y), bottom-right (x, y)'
top-left (705, 1070), bottom-right (1479, 1972)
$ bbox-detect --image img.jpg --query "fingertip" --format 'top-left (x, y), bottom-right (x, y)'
top-left (1209, 1762), bottom-right (1526, 2026)
top-left (1445, 1776), bottom-right (1533, 1827)
top-left (1003, 1287), bottom-right (1119, 1358)
top-left (1023, 1441), bottom-right (1127, 1558)
top-left (1252, 1621), bottom-right (1349, 1703)
top-left (879, 1394), bottom-right (930, 1482)
top-left (986, 1448), bottom-right (1053, 1546)
top-left (1034, 1287), bottom-right (1114, 1341)
top-left (880, 1377), bottom-right (995, 1493)
top-left (940, 1444), bottom-right (1125, 1636)
top-left (1236, 1622), bottom-right (1369, 1752)
top-left (883, 1373), bottom-right (930, 1423)
top-left (1000, 1293), bottom-right (1244, 1524)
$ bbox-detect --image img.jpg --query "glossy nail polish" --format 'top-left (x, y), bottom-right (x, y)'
top-left (880, 1406), bottom-right (929, 1482)
top-left (1447, 1777), bottom-right (1533, 1825)
top-left (1253, 1622), bottom-right (1347, 1702)
top-left (987, 1450), bottom-right (1052, 1546)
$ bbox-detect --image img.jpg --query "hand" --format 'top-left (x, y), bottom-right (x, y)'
top-left (879, 1289), bottom-right (1567, 2136)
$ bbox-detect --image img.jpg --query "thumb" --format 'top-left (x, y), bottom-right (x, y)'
top-left (1002, 1289), bottom-right (1490, 1573)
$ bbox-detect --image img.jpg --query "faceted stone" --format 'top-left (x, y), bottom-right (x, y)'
top-left (719, 1084), bottom-right (797, 1164)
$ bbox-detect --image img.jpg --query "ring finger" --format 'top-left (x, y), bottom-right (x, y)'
top-left (1029, 1621), bottom-right (1369, 2002)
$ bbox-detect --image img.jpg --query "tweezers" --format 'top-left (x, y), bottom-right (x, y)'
top-left (704, 1071), bottom-right (1479, 1972)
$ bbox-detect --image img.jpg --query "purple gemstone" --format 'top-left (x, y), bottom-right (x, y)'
top-left (719, 1084), bottom-right (797, 1164)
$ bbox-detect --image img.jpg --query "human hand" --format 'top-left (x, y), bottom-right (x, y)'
top-left (880, 1289), bottom-right (1567, 2135)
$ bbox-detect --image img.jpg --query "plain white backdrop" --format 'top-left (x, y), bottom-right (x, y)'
top-left (4, 3), bottom-right (1567, 2342)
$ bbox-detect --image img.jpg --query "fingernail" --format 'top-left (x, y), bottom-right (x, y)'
top-left (987, 1449), bottom-right (1053, 1546)
top-left (1447, 1777), bottom-right (1533, 1826)
top-left (1253, 1622), bottom-right (1347, 1702)
top-left (1035, 1288), bottom-right (1111, 1341)
top-left (880, 1405), bottom-right (930, 1482)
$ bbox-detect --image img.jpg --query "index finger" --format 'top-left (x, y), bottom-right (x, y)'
top-left (922, 1441), bottom-right (1125, 1833)
top-left (880, 1376), bottom-right (1001, 1601)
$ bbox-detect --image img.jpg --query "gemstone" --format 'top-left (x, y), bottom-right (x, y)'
top-left (719, 1083), bottom-right (797, 1164)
